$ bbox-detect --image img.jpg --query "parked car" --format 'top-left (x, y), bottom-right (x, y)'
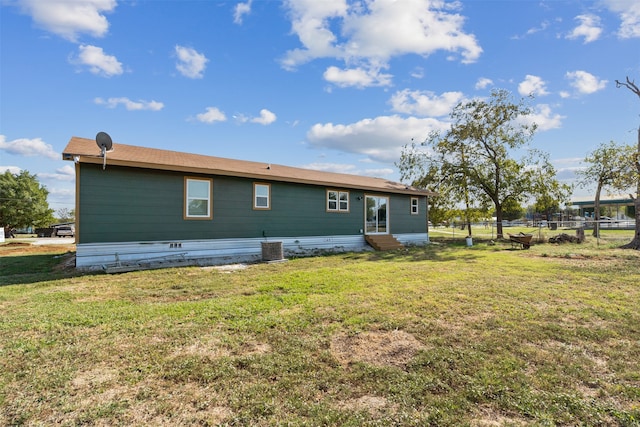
top-left (55, 226), bottom-right (75, 237)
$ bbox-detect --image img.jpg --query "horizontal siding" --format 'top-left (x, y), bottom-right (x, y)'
top-left (389, 194), bottom-right (428, 234)
top-left (79, 165), bottom-right (182, 243)
top-left (78, 164), bottom-right (426, 244)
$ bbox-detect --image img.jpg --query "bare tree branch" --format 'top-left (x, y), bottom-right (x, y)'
top-left (615, 76), bottom-right (640, 98)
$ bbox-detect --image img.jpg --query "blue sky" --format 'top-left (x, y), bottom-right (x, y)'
top-left (1, 0), bottom-right (639, 213)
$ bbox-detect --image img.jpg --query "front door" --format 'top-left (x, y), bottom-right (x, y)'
top-left (365, 195), bottom-right (389, 234)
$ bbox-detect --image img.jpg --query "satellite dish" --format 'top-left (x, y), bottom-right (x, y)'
top-left (96, 132), bottom-right (113, 152)
top-left (95, 132), bottom-right (113, 170)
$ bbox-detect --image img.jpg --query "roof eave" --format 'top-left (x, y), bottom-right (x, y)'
top-left (65, 154), bottom-right (437, 197)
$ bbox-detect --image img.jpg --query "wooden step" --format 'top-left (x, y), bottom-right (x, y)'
top-left (365, 234), bottom-right (404, 251)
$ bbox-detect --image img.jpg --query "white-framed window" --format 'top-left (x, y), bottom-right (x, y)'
top-left (411, 197), bottom-right (419, 215)
top-left (184, 177), bottom-right (212, 219)
top-left (327, 190), bottom-right (349, 212)
top-left (254, 183), bottom-right (271, 210)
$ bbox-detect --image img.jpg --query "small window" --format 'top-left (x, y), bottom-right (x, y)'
top-left (327, 190), bottom-right (349, 212)
top-left (185, 177), bottom-right (212, 219)
top-left (254, 183), bottom-right (271, 209)
top-left (411, 197), bottom-right (419, 215)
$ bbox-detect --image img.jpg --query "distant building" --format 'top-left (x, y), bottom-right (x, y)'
top-left (570, 195), bottom-right (635, 219)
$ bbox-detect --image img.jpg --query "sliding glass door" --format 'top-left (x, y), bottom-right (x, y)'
top-left (365, 195), bottom-right (388, 234)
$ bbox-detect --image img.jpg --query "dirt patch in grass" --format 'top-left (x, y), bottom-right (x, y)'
top-left (471, 405), bottom-right (529, 426)
top-left (65, 376), bottom-right (234, 425)
top-left (337, 395), bottom-right (392, 415)
top-left (330, 329), bottom-right (424, 369)
top-left (171, 338), bottom-right (229, 360)
top-left (71, 365), bottom-right (119, 389)
top-left (1, 241), bottom-right (31, 248)
top-left (0, 243), bottom-right (75, 255)
top-left (171, 334), bottom-right (272, 360)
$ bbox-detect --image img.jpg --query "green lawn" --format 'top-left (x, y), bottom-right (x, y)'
top-left (1, 239), bottom-right (639, 426)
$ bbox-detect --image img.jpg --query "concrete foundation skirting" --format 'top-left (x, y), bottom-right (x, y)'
top-left (75, 233), bottom-right (430, 271)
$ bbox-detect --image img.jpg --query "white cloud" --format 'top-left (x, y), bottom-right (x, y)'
top-left (300, 162), bottom-right (358, 174)
top-left (251, 109), bottom-right (277, 125)
top-left (603, 0), bottom-right (640, 39)
top-left (232, 113), bottom-right (249, 123)
top-left (551, 157), bottom-right (585, 183)
top-left (196, 107), bottom-right (227, 124)
top-left (94, 97), bottom-right (164, 111)
top-left (48, 187), bottom-right (75, 197)
top-left (389, 89), bottom-right (464, 117)
top-left (38, 165), bottom-right (76, 182)
top-left (566, 14), bottom-right (602, 43)
top-left (73, 44), bottom-right (123, 77)
top-left (526, 20), bottom-right (551, 36)
top-left (521, 104), bottom-right (565, 131)
top-left (175, 45), bottom-right (208, 79)
top-left (299, 162), bottom-right (394, 178)
top-left (14, 0), bottom-right (116, 42)
top-left (280, 0), bottom-right (347, 70)
top-left (410, 67), bottom-right (425, 79)
top-left (565, 70), bottom-right (608, 94)
top-left (282, 0), bottom-right (482, 87)
top-left (475, 77), bottom-right (493, 90)
top-left (233, 109), bottom-right (277, 125)
top-left (518, 75), bottom-right (549, 97)
top-left (0, 135), bottom-right (58, 160)
top-left (323, 65), bottom-right (392, 88)
top-left (553, 157), bottom-right (584, 169)
top-left (234, 0), bottom-right (252, 24)
top-left (306, 115), bottom-right (450, 163)
top-left (362, 167), bottom-right (394, 177)
top-left (0, 166), bottom-right (22, 174)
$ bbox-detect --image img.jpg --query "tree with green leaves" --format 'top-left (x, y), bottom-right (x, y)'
top-left (400, 145), bottom-right (489, 236)
top-left (398, 89), bottom-right (564, 239)
top-left (576, 140), bottom-right (635, 238)
top-left (529, 150), bottom-right (572, 224)
top-left (0, 170), bottom-right (55, 233)
top-left (614, 76), bottom-right (640, 250)
top-left (499, 198), bottom-right (526, 221)
top-left (532, 197), bottom-right (560, 223)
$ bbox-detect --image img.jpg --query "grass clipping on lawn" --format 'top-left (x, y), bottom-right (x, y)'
top-left (1, 240), bottom-right (639, 426)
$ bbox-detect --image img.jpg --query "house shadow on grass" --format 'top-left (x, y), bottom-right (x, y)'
top-left (355, 240), bottom-right (487, 263)
top-left (0, 251), bottom-right (88, 287)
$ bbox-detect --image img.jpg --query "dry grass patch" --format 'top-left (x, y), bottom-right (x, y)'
top-left (171, 336), bottom-right (229, 359)
top-left (330, 329), bottom-right (425, 369)
top-left (471, 405), bottom-right (529, 426)
top-left (0, 242), bottom-right (75, 255)
top-left (71, 365), bottom-right (118, 389)
top-left (66, 378), bottom-right (233, 426)
top-left (337, 395), bottom-right (392, 414)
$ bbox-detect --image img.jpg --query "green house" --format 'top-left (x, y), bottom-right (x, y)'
top-left (63, 137), bottom-right (434, 270)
